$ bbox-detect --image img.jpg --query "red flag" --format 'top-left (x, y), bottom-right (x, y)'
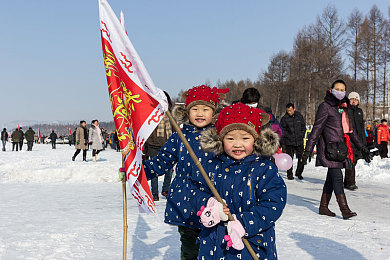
top-left (99, 0), bottom-right (168, 214)
top-left (18, 124), bottom-right (20, 130)
top-left (38, 128), bottom-right (42, 139)
top-left (69, 129), bottom-right (72, 135)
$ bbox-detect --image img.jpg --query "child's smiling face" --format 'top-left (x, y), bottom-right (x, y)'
top-left (223, 129), bottom-right (255, 160)
top-left (189, 105), bottom-right (213, 128)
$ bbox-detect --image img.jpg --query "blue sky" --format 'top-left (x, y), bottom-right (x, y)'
top-left (0, 0), bottom-right (388, 126)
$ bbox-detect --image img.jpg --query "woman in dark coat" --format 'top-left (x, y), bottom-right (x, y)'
top-left (302, 80), bottom-right (372, 220)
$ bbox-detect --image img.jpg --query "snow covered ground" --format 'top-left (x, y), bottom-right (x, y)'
top-left (0, 143), bottom-right (389, 259)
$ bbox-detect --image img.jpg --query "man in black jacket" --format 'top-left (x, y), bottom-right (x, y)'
top-left (345, 92), bottom-right (366, 191)
top-left (18, 127), bottom-right (24, 150)
top-left (50, 130), bottom-right (58, 149)
top-left (1, 128), bottom-right (8, 151)
top-left (281, 103), bottom-right (306, 180)
top-left (25, 127), bottom-right (35, 151)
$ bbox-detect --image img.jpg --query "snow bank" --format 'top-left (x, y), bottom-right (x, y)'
top-left (355, 156), bottom-right (390, 184)
top-left (0, 143), bottom-right (121, 184)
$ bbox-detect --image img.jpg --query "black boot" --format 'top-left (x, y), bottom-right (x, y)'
top-left (72, 156), bottom-right (75, 161)
top-left (83, 155), bottom-right (87, 162)
top-left (319, 193), bottom-right (336, 217)
top-left (336, 193), bottom-right (357, 220)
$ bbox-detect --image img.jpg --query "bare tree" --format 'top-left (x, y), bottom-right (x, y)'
top-left (347, 9), bottom-right (363, 91)
top-left (368, 5), bottom-right (385, 120)
top-left (261, 51), bottom-right (290, 116)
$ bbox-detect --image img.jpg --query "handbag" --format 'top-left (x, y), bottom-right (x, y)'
top-left (325, 141), bottom-right (348, 162)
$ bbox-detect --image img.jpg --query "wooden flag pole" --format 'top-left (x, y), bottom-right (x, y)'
top-left (166, 111), bottom-right (259, 260)
top-left (120, 164), bottom-right (128, 260)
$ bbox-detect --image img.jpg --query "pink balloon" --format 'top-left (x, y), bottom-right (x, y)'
top-left (273, 153), bottom-right (293, 171)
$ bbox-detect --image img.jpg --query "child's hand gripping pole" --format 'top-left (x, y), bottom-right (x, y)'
top-left (165, 110), bottom-right (259, 260)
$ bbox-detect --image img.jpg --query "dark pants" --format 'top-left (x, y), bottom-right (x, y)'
top-left (178, 226), bottom-right (200, 260)
top-left (344, 156), bottom-right (358, 187)
top-left (27, 141), bottom-right (34, 151)
top-left (323, 168), bottom-right (344, 195)
top-left (92, 149), bottom-right (101, 156)
top-left (51, 141), bottom-right (56, 149)
top-left (115, 142), bottom-right (120, 152)
top-left (2, 140), bottom-right (6, 151)
top-left (73, 149), bottom-right (87, 160)
top-left (19, 141), bottom-right (23, 150)
top-left (12, 142), bottom-right (19, 151)
top-left (148, 145), bottom-right (173, 195)
top-left (380, 141), bottom-right (388, 158)
top-left (284, 144), bottom-right (305, 177)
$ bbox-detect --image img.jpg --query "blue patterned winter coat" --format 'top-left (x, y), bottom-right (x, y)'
top-left (190, 154), bottom-right (287, 260)
top-left (143, 124), bottom-right (214, 228)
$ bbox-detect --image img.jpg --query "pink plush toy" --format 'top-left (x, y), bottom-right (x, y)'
top-left (197, 197), bottom-right (228, 227)
top-left (224, 216), bottom-right (245, 250)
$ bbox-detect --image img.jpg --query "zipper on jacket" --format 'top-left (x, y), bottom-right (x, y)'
top-left (247, 173), bottom-right (252, 200)
top-left (211, 172), bottom-right (215, 185)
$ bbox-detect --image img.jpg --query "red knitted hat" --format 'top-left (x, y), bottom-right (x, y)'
top-left (182, 85), bottom-right (229, 110)
top-left (215, 103), bottom-right (270, 139)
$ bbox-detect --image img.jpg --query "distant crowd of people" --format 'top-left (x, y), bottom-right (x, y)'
top-left (1, 120), bottom-right (121, 162)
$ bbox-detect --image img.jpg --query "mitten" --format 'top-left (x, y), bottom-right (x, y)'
top-left (300, 151), bottom-right (312, 165)
top-left (361, 146), bottom-right (373, 163)
top-left (197, 197), bottom-right (228, 228)
top-left (224, 216), bottom-right (245, 250)
top-left (118, 167), bottom-right (126, 182)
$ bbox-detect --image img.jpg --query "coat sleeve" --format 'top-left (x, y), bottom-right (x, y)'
top-left (305, 102), bottom-right (329, 153)
top-left (300, 113), bottom-right (307, 138)
top-left (237, 164), bottom-right (287, 237)
top-left (142, 132), bottom-right (179, 180)
top-left (76, 128), bottom-right (80, 142)
top-left (88, 129), bottom-right (93, 142)
top-left (350, 131), bottom-right (363, 150)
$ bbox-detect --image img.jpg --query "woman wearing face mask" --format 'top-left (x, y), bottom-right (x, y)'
top-left (301, 80), bottom-right (372, 220)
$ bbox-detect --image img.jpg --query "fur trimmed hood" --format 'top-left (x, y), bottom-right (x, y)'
top-left (200, 127), bottom-right (279, 157)
top-left (172, 104), bottom-right (189, 125)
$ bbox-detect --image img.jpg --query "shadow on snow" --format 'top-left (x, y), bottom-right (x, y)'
top-left (289, 232), bottom-right (367, 260)
top-left (130, 214), bottom-right (180, 260)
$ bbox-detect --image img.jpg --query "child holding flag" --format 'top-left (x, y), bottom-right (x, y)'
top-left (191, 103), bottom-right (287, 259)
top-left (142, 85), bottom-right (229, 259)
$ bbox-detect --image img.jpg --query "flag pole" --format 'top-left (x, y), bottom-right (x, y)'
top-left (120, 163), bottom-right (128, 260)
top-left (165, 110), bottom-right (259, 260)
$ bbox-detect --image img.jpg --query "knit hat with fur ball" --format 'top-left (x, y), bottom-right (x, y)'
top-left (200, 103), bottom-right (279, 157)
top-left (184, 85), bottom-right (229, 111)
top-left (173, 85), bottom-right (229, 125)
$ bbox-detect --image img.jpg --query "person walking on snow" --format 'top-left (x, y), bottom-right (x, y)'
top-left (18, 127), bottom-right (24, 151)
top-left (301, 80), bottom-right (372, 220)
top-left (11, 128), bottom-right (22, 151)
top-left (377, 119), bottom-right (390, 159)
top-left (88, 120), bottom-right (104, 162)
top-left (280, 103), bottom-right (306, 180)
top-left (344, 92), bottom-right (366, 190)
top-left (49, 130), bottom-right (58, 149)
top-left (72, 121), bottom-right (89, 162)
top-left (1, 128), bottom-right (8, 151)
top-left (25, 127), bottom-right (35, 151)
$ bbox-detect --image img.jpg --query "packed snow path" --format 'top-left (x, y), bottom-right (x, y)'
top-left (0, 143), bottom-right (389, 259)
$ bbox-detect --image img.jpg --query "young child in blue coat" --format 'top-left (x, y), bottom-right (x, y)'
top-left (142, 85), bottom-right (229, 259)
top-left (190, 103), bottom-right (287, 259)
